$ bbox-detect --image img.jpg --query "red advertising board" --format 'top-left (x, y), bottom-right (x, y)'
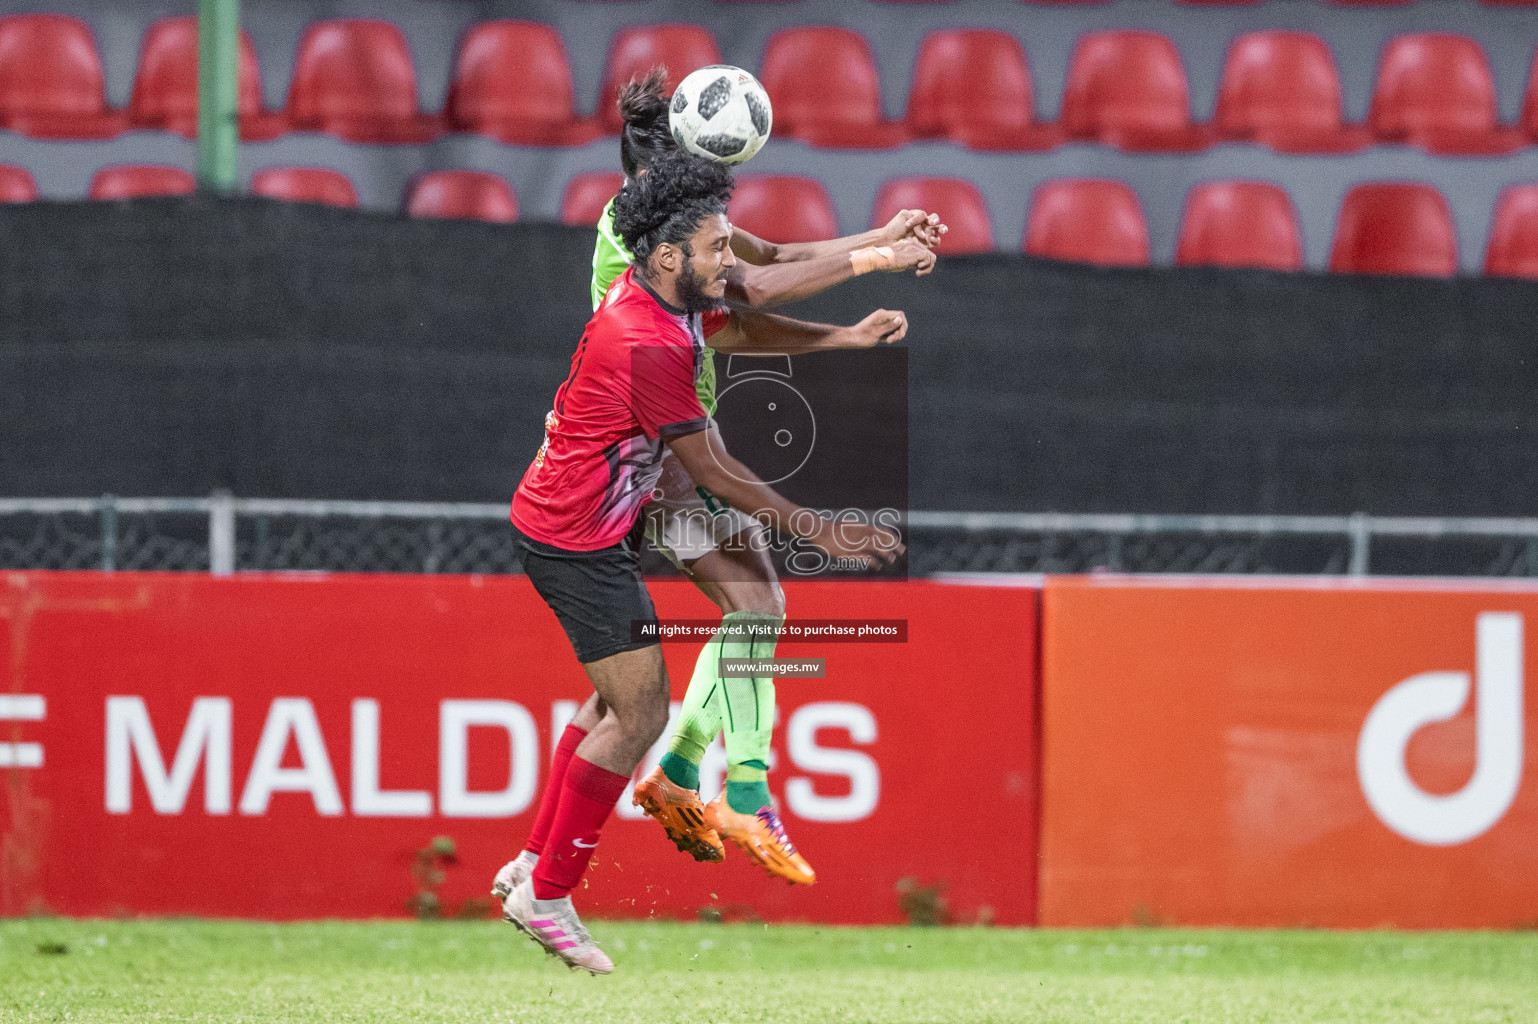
top-left (0, 571), bottom-right (1039, 924)
top-left (1040, 576), bottom-right (1538, 928)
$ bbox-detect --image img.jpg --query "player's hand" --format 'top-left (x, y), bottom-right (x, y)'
top-left (882, 209), bottom-right (947, 250)
top-left (888, 237), bottom-right (937, 276)
top-left (880, 208), bottom-right (928, 246)
top-left (808, 518), bottom-right (905, 570)
top-left (833, 309), bottom-right (907, 348)
top-left (916, 212), bottom-right (947, 249)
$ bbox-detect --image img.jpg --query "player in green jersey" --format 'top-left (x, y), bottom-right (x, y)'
top-left (591, 70), bottom-right (941, 415)
top-left (495, 69), bottom-right (942, 894)
top-left (620, 70), bottom-right (944, 884)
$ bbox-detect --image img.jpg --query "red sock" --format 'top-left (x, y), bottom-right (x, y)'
top-left (531, 755), bottom-right (629, 900)
top-left (524, 723), bottom-right (588, 856)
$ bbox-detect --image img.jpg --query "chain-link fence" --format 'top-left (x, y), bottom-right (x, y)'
top-left (5, 497), bottom-right (1538, 578)
top-left (906, 527), bottom-right (1357, 577)
top-left (907, 512), bottom-right (1538, 578)
top-left (0, 502), bottom-right (211, 572)
top-left (237, 513), bottom-right (524, 574)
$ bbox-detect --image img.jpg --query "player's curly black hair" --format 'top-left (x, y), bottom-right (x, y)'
top-left (617, 67), bottom-right (677, 179)
top-left (612, 148), bottom-right (734, 265)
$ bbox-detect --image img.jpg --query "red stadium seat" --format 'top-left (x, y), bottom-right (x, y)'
top-left (1525, 58), bottom-right (1538, 141)
top-left (1176, 182), bottom-right (1303, 271)
top-left (404, 171), bottom-right (518, 222)
top-left (598, 24), bottom-right (722, 132)
top-left (1484, 185), bottom-right (1538, 278)
top-left (1060, 31), bottom-right (1207, 152)
top-left (446, 21), bottom-right (599, 146)
top-left (129, 18), bottom-right (283, 141)
top-left (871, 177), bottom-right (993, 254)
top-left (251, 167), bottom-right (358, 208)
top-left (1025, 179), bottom-right (1149, 267)
top-left (0, 163), bottom-right (38, 202)
top-left (729, 175), bottom-right (839, 244)
top-left (1215, 32), bottom-right (1369, 153)
top-left (1330, 183), bottom-right (1458, 277)
top-left (88, 164), bottom-right (196, 200)
top-left (1369, 34), bottom-right (1518, 155)
top-left (561, 171), bottom-right (625, 226)
top-left (905, 30), bottom-right (1059, 151)
top-left (758, 28), bottom-right (907, 149)
top-left (286, 20), bottom-right (438, 144)
top-left (0, 15), bottom-right (125, 139)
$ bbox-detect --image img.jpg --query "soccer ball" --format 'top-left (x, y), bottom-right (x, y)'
top-left (669, 65), bottom-right (773, 165)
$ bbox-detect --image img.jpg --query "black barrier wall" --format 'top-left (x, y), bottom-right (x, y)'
top-left (3, 197), bottom-right (1537, 515)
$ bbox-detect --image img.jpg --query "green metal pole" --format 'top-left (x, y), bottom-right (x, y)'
top-left (196, 0), bottom-right (240, 192)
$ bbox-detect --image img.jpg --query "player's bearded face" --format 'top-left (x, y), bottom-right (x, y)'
top-left (673, 215), bottom-right (734, 314)
top-left (675, 250), bottom-right (724, 313)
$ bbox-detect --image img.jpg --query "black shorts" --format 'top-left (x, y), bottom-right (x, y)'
top-left (512, 522), bottom-right (659, 664)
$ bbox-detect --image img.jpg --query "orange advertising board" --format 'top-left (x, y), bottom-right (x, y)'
top-left (1040, 576), bottom-right (1538, 928)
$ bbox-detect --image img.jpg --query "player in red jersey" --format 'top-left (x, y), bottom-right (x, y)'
top-left (493, 72), bottom-right (939, 902)
top-left (496, 152), bottom-right (903, 974)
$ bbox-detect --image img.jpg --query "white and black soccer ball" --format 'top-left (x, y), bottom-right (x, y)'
top-left (668, 65), bottom-right (773, 165)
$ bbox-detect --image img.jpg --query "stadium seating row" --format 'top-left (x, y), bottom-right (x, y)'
top-left (5, 15), bottom-right (1538, 154)
top-left (6, 162), bottom-right (1534, 278)
top-left (0, 163), bottom-right (515, 221)
top-left (626, 1), bottom-right (1538, 5)
top-left (568, 1), bottom-right (1538, 4)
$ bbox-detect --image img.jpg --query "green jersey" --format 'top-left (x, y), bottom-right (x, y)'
top-left (592, 197), bottom-right (718, 415)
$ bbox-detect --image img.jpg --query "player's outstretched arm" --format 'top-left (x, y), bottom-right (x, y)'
top-left (724, 239), bottom-right (932, 309)
top-left (666, 426), bottom-right (903, 569)
top-left (707, 308), bottom-right (907, 356)
top-left (730, 209), bottom-right (947, 266)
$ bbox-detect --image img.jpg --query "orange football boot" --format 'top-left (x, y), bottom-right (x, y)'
top-left (632, 766), bottom-right (725, 863)
top-left (703, 796), bottom-right (816, 886)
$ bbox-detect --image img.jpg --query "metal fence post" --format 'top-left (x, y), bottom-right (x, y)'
top-left (425, 519), bottom-right (443, 574)
top-left (254, 515), bottom-right (270, 571)
top-left (209, 491), bottom-right (236, 576)
top-left (1105, 533), bottom-right (1124, 572)
top-left (1347, 513), bottom-right (1370, 577)
top-left (99, 495), bottom-right (117, 572)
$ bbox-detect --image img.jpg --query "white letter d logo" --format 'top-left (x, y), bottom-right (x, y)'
top-left (1357, 612), bottom-right (1524, 846)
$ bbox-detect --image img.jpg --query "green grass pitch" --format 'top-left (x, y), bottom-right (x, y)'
top-left (3, 919), bottom-right (1535, 1023)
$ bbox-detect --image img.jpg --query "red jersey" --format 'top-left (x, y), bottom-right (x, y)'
top-left (511, 267), bottom-right (726, 550)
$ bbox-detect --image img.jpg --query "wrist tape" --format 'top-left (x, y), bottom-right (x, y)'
top-left (850, 245), bottom-right (896, 276)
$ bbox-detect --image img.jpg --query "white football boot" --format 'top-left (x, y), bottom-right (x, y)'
top-left (500, 878), bottom-right (614, 976)
top-left (490, 850), bottom-right (538, 905)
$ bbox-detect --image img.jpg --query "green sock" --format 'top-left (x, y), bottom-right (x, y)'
top-left (660, 614), bottom-right (731, 789)
top-left (657, 751), bottom-right (699, 791)
top-left (719, 611), bottom-right (782, 814)
top-left (726, 760), bottom-right (771, 814)
top-left (663, 610), bottom-right (783, 804)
